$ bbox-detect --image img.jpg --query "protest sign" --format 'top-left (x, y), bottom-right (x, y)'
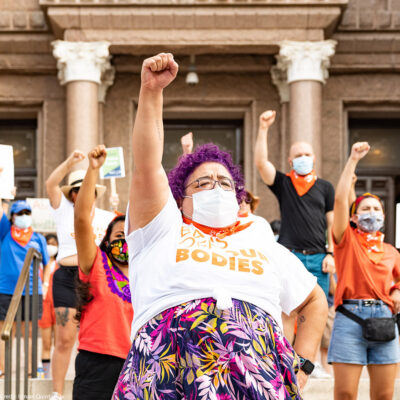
top-left (26, 198), bottom-right (56, 233)
top-left (100, 147), bottom-right (125, 179)
top-left (0, 145), bottom-right (15, 199)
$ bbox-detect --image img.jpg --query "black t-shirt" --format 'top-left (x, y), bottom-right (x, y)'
top-left (268, 171), bottom-right (335, 253)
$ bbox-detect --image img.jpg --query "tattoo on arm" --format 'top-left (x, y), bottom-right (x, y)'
top-left (55, 308), bottom-right (70, 327)
top-left (298, 315), bottom-right (306, 326)
top-left (156, 120), bottom-right (163, 141)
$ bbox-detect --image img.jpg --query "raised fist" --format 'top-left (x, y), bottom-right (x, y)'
top-left (141, 53), bottom-right (178, 91)
top-left (350, 142), bottom-right (370, 161)
top-left (259, 110), bottom-right (276, 131)
top-left (88, 145), bottom-right (107, 170)
top-left (181, 132), bottom-right (193, 155)
top-left (66, 150), bottom-right (85, 168)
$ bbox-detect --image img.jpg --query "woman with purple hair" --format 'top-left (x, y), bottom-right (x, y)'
top-left (113, 53), bottom-right (328, 400)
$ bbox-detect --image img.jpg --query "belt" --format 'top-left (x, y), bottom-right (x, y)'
top-left (343, 299), bottom-right (384, 307)
top-left (288, 248), bottom-right (319, 255)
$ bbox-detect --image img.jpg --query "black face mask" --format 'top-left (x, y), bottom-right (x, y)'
top-left (107, 239), bottom-right (128, 264)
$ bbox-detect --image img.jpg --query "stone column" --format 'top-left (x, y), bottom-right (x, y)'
top-left (52, 41), bottom-right (113, 160)
top-left (276, 40), bottom-right (336, 172)
top-left (270, 64), bottom-right (289, 171)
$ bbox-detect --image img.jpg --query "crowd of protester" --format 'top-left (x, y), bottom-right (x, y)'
top-left (0, 52), bottom-right (398, 400)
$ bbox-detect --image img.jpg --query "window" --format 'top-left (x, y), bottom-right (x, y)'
top-left (163, 119), bottom-right (243, 172)
top-left (0, 120), bottom-right (37, 199)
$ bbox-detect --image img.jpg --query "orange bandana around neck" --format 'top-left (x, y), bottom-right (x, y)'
top-left (182, 216), bottom-right (253, 239)
top-left (11, 226), bottom-right (33, 247)
top-left (354, 228), bottom-right (384, 264)
top-left (287, 169), bottom-right (317, 197)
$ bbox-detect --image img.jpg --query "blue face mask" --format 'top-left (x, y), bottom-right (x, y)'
top-left (357, 212), bottom-right (384, 233)
top-left (14, 215), bottom-right (32, 229)
top-left (292, 156), bottom-right (314, 176)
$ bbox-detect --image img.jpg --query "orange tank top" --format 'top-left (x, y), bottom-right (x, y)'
top-left (78, 248), bottom-right (133, 359)
top-left (334, 225), bottom-right (400, 313)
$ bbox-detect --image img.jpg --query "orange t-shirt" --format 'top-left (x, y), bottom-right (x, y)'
top-left (78, 248), bottom-right (133, 359)
top-left (334, 224), bottom-right (400, 312)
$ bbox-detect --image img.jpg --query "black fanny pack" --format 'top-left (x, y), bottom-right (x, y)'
top-left (337, 305), bottom-right (396, 342)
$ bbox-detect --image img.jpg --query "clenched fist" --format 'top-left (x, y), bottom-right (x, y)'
top-left (88, 145), bottom-right (107, 170)
top-left (259, 110), bottom-right (276, 131)
top-left (350, 142), bottom-right (370, 161)
top-left (141, 53), bottom-right (179, 91)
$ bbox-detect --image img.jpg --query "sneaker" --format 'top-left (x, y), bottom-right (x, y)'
top-left (310, 362), bottom-right (331, 379)
top-left (50, 392), bottom-right (63, 400)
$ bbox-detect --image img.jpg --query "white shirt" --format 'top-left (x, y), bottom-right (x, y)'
top-left (52, 194), bottom-right (115, 262)
top-left (126, 191), bottom-right (316, 340)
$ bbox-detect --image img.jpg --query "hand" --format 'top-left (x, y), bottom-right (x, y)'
top-left (391, 289), bottom-right (400, 314)
top-left (322, 254), bottom-right (335, 274)
top-left (88, 145), bottom-right (107, 170)
top-left (181, 132), bottom-right (193, 155)
top-left (66, 150), bottom-right (85, 169)
top-left (350, 142), bottom-right (370, 161)
top-left (296, 369), bottom-right (308, 392)
top-left (259, 110), bottom-right (276, 131)
top-left (141, 53), bottom-right (178, 91)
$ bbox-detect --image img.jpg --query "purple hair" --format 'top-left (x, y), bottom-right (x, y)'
top-left (168, 143), bottom-right (245, 204)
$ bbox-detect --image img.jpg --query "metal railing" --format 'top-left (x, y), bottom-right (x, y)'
top-left (1, 248), bottom-right (42, 399)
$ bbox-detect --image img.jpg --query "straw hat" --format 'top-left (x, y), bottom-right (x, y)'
top-left (61, 170), bottom-right (106, 199)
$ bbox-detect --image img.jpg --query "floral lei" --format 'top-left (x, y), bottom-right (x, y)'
top-left (101, 251), bottom-right (131, 303)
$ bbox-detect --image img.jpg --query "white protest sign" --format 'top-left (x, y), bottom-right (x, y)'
top-left (99, 147), bottom-right (125, 180)
top-left (0, 145), bottom-right (15, 199)
top-left (26, 198), bottom-right (57, 233)
top-left (396, 203), bottom-right (400, 249)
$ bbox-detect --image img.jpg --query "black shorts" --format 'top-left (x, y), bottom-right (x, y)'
top-left (52, 265), bottom-right (78, 309)
top-left (73, 350), bottom-right (125, 400)
top-left (0, 293), bottom-right (43, 321)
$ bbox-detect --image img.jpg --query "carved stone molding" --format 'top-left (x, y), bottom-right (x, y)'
top-left (277, 40), bottom-right (337, 84)
top-left (52, 40), bottom-right (113, 85)
top-left (270, 64), bottom-right (289, 103)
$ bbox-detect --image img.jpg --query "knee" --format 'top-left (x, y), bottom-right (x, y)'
top-left (372, 392), bottom-right (394, 400)
top-left (335, 388), bottom-right (357, 400)
top-left (55, 335), bottom-right (75, 352)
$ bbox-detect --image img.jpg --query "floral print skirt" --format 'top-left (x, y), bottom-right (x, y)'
top-left (113, 298), bottom-right (301, 400)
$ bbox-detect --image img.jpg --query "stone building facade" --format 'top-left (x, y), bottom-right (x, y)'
top-left (1, 0), bottom-right (399, 244)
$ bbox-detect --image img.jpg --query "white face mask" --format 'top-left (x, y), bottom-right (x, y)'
top-left (188, 186), bottom-right (239, 228)
top-left (47, 245), bottom-right (58, 257)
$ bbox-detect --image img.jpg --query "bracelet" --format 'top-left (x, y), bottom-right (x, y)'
top-left (326, 251), bottom-right (334, 256)
top-left (43, 282), bottom-right (49, 287)
top-left (390, 282), bottom-right (400, 293)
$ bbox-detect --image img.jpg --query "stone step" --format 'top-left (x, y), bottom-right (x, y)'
top-left (1, 378), bottom-right (400, 399)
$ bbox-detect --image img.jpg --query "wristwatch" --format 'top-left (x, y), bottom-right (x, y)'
top-left (298, 356), bottom-right (315, 375)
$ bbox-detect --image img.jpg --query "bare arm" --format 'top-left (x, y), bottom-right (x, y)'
top-left (74, 146), bottom-right (105, 275)
top-left (332, 142), bottom-right (370, 244)
top-left (349, 174), bottom-right (357, 205)
top-left (293, 285), bottom-right (328, 389)
top-left (322, 211), bottom-right (335, 273)
top-left (129, 53), bottom-right (178, 232)
top-left (46, 150), bottom-right (85, 209)
top-left (254, 111), bottom-right (277, 186)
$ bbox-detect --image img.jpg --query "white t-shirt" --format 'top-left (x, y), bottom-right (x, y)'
top-left (126, 191), bottom-right (316, 340)
top-left (52, 194), bottom-right (115, 262)
top-left (239, 213), bottom-right (275, 242)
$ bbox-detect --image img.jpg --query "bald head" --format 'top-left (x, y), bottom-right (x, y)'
top-left (289, 142), bottom-right (314, 159)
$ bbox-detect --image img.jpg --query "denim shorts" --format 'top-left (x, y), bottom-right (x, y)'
top-left (292, 252), bottom-right (329, 297)
top-left (328, 300), bottom-right (400, 365)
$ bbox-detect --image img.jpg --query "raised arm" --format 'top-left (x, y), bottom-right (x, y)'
top-left (46, 150), bottom-right (85, 208)
top-left (348, 174), bottom-right (357, 205)
top-left (129, 53), bottom-right (178, 232)
top-left (332, 142), bottom-right (370, 244)
top-left (74, 146), bottom-right (105, 275)
top-left (255, 110), bottom-right (277, 186)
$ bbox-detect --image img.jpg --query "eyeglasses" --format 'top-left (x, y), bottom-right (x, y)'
top-left (185, 176), bottom-right (235, 191)
top-left (16, 210), bottom-right (31, 216)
